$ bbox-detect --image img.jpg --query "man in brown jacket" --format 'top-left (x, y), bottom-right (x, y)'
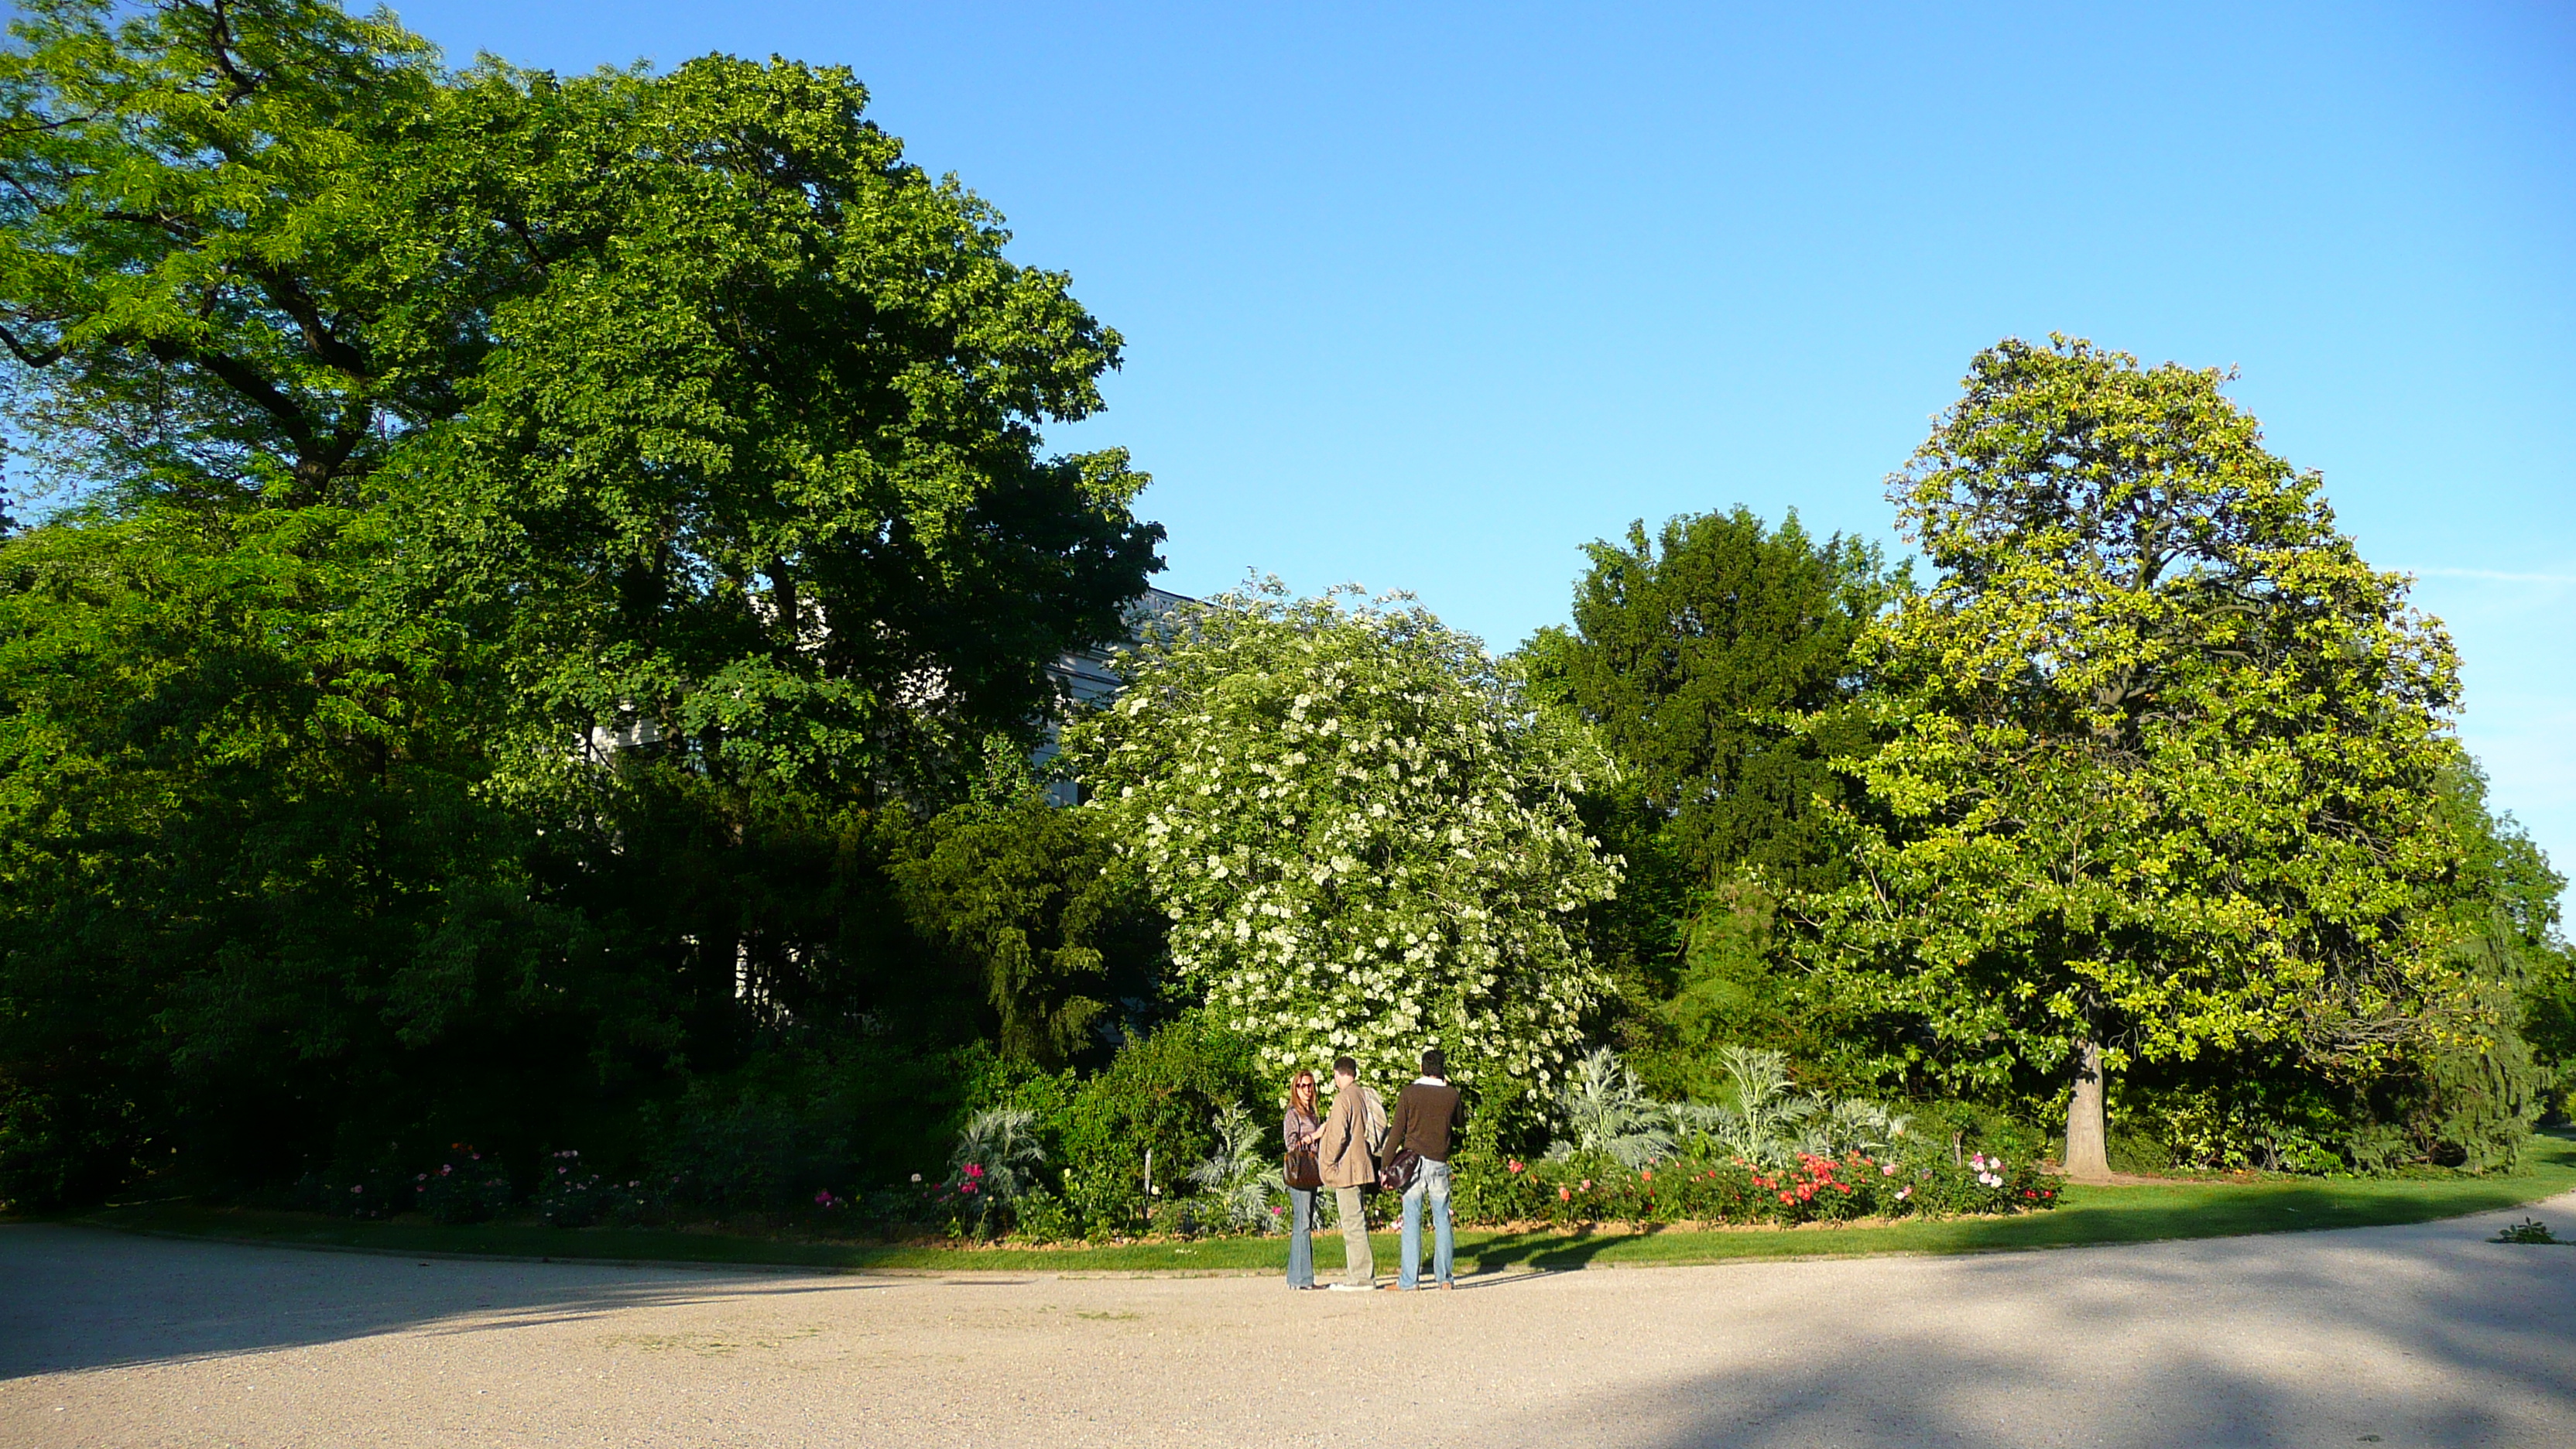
top-left (1316, 1056), bottom-right (1382, 1290)
top-left (1383, 1046), bottom-right (1467, 1290)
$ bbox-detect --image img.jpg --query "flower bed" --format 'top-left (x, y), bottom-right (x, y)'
top-left (1452, 1148), bottom-right (2057, 1228)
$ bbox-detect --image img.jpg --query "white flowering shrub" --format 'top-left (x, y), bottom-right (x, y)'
top-left (1064, 581), bottom-right (1620, 1098)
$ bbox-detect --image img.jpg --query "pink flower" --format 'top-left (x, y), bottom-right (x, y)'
top-left (1580, 1179), bottom-right (1591, 1191)
top-left (1897, 1187), bottom-right (1911, 1200)
top-left (960, 1180), bottom-right (978, 1195)
top-left (1507, 1160), bottom-right (1523, 1174)
top-left (963, 1163), bottom-right (985, 1180)
top-left (1881, 1163), bottom-right (1897, 1176)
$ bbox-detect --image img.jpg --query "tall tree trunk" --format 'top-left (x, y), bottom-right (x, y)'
top-left (2064, 1038), bottom-right (2112, 1184)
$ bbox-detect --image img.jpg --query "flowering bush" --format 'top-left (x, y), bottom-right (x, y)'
top-left (1452, 1146), bottom-right (2058, 1228)
top-left (535, 1149), bottom-right (615, 1228)
top-left (295, 1166), bottom-right (406, 1221)
top-left (415, 1146), bottom-right (514, 1225)
top-left (1066, 581), bottom-right (1620, 1095)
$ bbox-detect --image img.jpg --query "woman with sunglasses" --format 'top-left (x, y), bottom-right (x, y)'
top-left (1282, 1069), bottom-right (1325, 1289)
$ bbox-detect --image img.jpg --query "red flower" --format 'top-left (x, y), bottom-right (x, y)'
top-left (1507, 1160), bottom-right (1524, 1173)
top-left (1640, 1169), bottom-right (1653, 1181)
top-left (1559, 1187), bottom-right (1571, 1201)
top-left (1778, 1192), bottom-right (1794, 1204)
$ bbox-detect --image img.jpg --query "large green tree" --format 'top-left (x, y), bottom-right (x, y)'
top-left (1802, 337), bottom-right (2477, 1182)
top-left (0, 1), bottom-right (1161, 1203)
top-left (1519, 507), bottom-right (1896, 1089)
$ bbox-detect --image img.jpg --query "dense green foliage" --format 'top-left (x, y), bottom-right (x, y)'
top-left (0, 2), bottom-right (2562, 1229)
top-left (1516, 507), bottom-right (1899, 1098)
top-left (0, 1), bottom-right (1161, 1209)
top-left (1795, 337), bottom-right (2522, 1171)
top-left (1531, 339), bottom-right (2567, 1180)
top-left (887, 792), bottom-right (1163, 1069)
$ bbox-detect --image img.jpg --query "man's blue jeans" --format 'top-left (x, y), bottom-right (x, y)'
top-left (1399, 1157), bottom-right (1453, 1287)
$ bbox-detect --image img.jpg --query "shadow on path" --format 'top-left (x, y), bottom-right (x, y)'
top-left (0, 1223), bottom-right (887, 1377)
top-left (1517, 1210), bottom-right (2576, 1449)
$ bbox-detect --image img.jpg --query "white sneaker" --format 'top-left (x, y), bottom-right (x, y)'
top-left (1326, 1283), bottom-right (1372, 1292)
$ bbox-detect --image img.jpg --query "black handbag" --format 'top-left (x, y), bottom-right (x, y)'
top-left (1283, 1147), bottom-right (1321, 1190)
top-left (1376, 1146), bottom-right (1421, 1194)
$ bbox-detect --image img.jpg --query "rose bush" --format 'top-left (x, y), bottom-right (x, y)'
top-left (1451, 1147), bottom-right (2057, 1228)
top-left (414, 1146), bottom-right (514, 1225)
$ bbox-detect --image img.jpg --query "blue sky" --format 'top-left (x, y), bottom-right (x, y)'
top-left (392, 1), bottom-right (2574, 902)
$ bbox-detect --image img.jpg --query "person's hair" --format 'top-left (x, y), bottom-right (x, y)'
top-left (1420, 1047), bottom-right (1446, 1078)
top-left (1288, 1070), bottom-right (1318, 1112)
top-left (1333, 1056), bottom-right (1358, 1078)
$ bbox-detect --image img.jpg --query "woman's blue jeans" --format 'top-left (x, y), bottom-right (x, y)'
top-left (1285, 1185), bottom-right (1317, 1287)
top-left (1399, 1158), bottom-right (1453, 1287)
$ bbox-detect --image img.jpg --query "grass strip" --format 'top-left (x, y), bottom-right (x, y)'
top-left (75, 1135), bottom-right (2576, 1276)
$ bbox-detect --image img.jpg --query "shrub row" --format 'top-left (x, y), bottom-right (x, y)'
top-left (1451, 1147), bottom-right (2057, 1228)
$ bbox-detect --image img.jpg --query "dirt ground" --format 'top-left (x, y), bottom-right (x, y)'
top-left (5, 1192), bottom-right (2573, 1448)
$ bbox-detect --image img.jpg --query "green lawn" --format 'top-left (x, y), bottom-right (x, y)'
top-left (77, 1135), bottom-right (2576, 1276)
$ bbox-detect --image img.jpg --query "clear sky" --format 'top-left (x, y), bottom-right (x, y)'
top-left (391, 1), bottom-right (2575, 901)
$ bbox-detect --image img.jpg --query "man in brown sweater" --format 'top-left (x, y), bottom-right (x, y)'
top-left (1383, 1047), bottom-right (1467, 1290)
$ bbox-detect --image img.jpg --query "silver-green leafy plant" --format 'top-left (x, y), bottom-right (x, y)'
top-left (949, 1107), bottom-right (1047, 1234)
top-left (1186, 1104), bottom-right (1280, 1232)
top-left (1801, 1096), bottom-right (1911, 1160)
top-left (1547, 1046), bottom-right (1675, 1170)
top-left (1660, 1046), bottom-right (1908, 1167)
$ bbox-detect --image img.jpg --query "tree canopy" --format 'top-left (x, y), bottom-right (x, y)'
top-left (0, 0), bottom-right (1162, 1205)
top-left (1516, 507), bottom-right (1899, 1095)
top-left (1796, 336), bottom-right (2483, 1177)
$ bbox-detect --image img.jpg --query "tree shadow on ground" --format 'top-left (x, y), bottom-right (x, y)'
top-left (0, 1224), bottom-right (890, 1377)
top-left (1508, 1208), bottom-right (2576, 1449)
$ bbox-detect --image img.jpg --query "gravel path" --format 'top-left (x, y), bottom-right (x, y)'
top-left (6, 1195), bottom-right (2574, 1448)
